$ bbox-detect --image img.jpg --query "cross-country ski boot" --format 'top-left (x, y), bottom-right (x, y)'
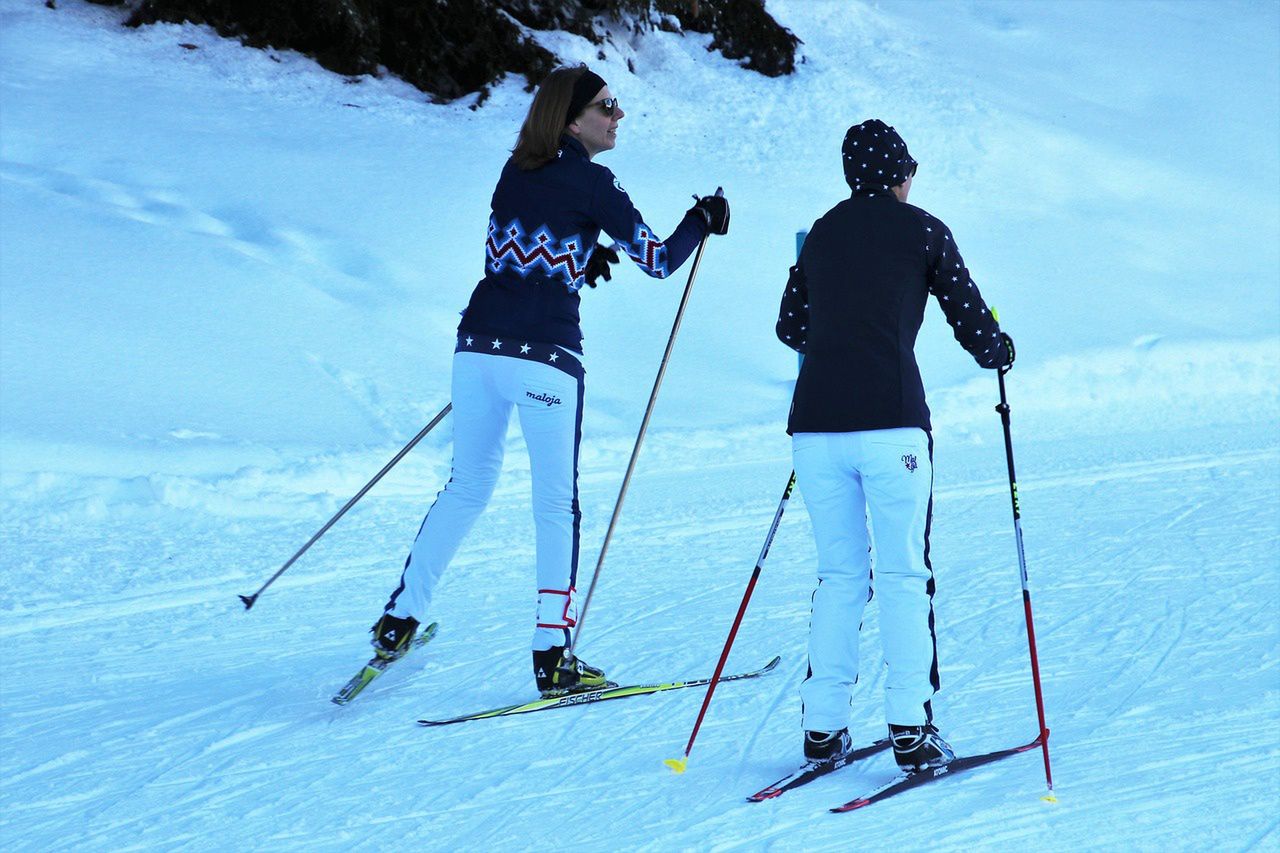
top-left (533, 646), bottom-right (609, 697)
top-left (803, 728), bottom-right (853, 763)
top-left (889, 723), bottom-right (955, 771)
top-left (370, 613), bottom-right (419, 661)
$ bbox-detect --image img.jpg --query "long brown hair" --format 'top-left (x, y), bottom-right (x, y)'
top-left (511, 65), bottom-right (587, 171)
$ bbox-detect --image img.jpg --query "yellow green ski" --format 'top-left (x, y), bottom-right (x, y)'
top-left (331, 621), bottom-right (440, 705)
top-left (417, 655), bottom-right (780, 726)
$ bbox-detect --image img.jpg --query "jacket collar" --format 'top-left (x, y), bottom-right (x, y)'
top-left (851, 187), bottom-right (898, 200)
top-left (558, 134), bottom-right (590, 161)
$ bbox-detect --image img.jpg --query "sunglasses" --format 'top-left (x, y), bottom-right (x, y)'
top-left (591, 97), bottom-right (620, 117)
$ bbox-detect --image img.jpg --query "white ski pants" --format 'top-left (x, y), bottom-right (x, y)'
top-left (385, 344), bottom-right (584, 652)
top-left (793, 427), bottom-right (940, 731)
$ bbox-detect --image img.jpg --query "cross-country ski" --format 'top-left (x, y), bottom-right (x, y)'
top-left (418, 657), bottom-right (780, 726)
top-left (747, 737), bottom-right (892, 802)
top-left (331, 621), bottom-right (440, 705)
top-left (830, 735), bottom-right (1046, 813)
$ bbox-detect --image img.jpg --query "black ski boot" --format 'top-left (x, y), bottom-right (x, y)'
top-left (370, 613), bottom-right (419, 661)
top-left (889, 723), bottom-right (955, 771)
top-left (804, 728), bottom-right (853, 763)
top-left (533, 646), bottom-right (608, 696)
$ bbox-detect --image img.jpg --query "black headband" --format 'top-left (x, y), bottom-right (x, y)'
top-left (565, 70), bottom-right (607, 126)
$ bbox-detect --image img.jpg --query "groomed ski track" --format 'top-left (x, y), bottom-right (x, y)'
top-left (3, 416), bottom-right (1277, 850)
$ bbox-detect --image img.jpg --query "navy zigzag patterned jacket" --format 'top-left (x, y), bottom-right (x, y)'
top-left (458, 135), bottom-right (708, 351)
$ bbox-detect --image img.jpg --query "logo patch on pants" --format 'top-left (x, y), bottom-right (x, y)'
top-left (902, 454), bottom-right (918, 472)
top-left (525, 390), bottom-right (562, 407)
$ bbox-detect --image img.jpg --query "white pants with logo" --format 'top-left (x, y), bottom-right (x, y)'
top-left (793, 427), bottom-right (939, 731)
top-left (385, 348), bottom-right (584, 652)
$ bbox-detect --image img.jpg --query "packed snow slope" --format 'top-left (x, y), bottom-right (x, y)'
top-left (2, 1), bottom-right (1278, 851)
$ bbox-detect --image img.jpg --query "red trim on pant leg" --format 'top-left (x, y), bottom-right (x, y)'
top-left (536, 587), bottom-right (577, 629)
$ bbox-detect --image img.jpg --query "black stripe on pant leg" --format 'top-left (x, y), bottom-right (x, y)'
top-left (383, 475), bottom-right (454, 613)
top-left (923, 431), bottom-right (939, 723)
top-left (568, 370), bottom-right (584, 591)
top-left (802, 583), bottom-right (819, 721)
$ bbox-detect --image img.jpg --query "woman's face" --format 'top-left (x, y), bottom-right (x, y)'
top-left (567, 86), bottom-right (625, 158)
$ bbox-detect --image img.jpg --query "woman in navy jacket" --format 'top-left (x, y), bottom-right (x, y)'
top-left (370, 65), bottom-right (729, 696)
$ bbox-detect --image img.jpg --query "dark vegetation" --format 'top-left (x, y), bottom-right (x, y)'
top-left (80, 0), bottom-right (800, 103)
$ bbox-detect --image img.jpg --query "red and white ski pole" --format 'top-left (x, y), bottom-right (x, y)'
top-left (666, 471), bottom-right (797, 773)
top-left (995, 357), bottom-right (1054, 793)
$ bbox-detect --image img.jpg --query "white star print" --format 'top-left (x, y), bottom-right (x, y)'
top-left (464, 336), bottom-right (473, 346)
top-left (549, 351), bottom-right (558, 362)
top-left (491, 338), bottom-right (502, 350)
top-left (520, 343), bottom-right (531, 354)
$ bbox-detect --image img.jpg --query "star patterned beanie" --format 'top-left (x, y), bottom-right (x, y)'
top-left (842, 119), bottom-right (917, 193)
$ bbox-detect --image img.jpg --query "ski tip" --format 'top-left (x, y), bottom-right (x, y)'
top-left (763, 655), bottom-right (782, 672)
top-left (664, 757), bottom-right (688, 774)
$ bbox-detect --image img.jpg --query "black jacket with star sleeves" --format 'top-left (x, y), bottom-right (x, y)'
top-left (776, 191), bottom-right (1007, 435)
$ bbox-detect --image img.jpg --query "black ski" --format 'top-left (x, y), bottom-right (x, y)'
top-left (747, 737), bottom-right (893, 802)
top-left (830, 734), bottom-right (1045, 813)
top-left (331, 621), bottom-right (440, 705)
top-left (418, 656), bottom-right (781, 727)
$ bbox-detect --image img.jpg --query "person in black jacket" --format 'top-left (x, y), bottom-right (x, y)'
top-left (369, 65), bottom-right (730, 696)
top-left (776, 119), bottom-right (1013, 770)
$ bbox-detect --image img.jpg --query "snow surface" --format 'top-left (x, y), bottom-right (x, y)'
top-left (2, 0), bottom-right (1278, 849)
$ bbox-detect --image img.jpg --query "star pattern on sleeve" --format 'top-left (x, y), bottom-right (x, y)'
top-left (776, 262), bottom-right (809, 353)
top-left (920, 211), bottom-right (1007, 369)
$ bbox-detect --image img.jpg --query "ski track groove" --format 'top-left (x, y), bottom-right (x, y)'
top-left (3, 437), bottom-right (1277, 848)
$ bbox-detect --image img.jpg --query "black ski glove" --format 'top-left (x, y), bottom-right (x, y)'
top-left (584, 244), bottom-right (619, 288)
top-left (689, 192), bottom-right (730, 235)
top-left (999, 332), bottom-right (1016, 370)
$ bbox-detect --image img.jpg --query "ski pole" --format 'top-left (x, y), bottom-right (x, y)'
top-left (666, 471), bottom-right (797, 773)
top-left (238, 402), bottom-right (453, 610)
top-left (995, 364), bottom-right (1054, 792)
top-left (563, 191), bottom-right (721, 668)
